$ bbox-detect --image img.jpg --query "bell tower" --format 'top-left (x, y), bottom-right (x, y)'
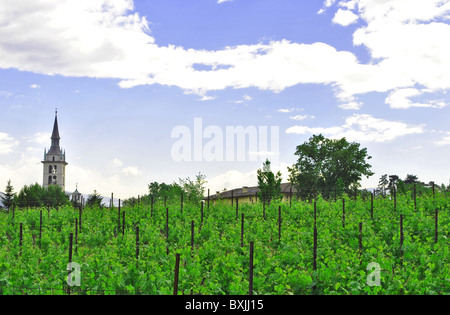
top-left (42, 110), bottom-right (68, 191)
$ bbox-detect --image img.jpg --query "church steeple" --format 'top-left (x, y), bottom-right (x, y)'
top-left (51, 110), bottom-right (60, 147)
top-left (47, 110), bottom-right (62, 156)
top-left (42, 110), bottom-right (68, 191)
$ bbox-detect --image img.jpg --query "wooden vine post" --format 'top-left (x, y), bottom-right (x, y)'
top-left (200, 202), bottom-right (204, 224)
top-left (122, 211), bottom-right (125, 236)
top-left (314, 201), bottom-right (317, 227)
top-left (359, 222), bottom-right (363, 263)
top-left (263, 198), bottom-right (266, 220)
top-left (75, 218), bottom-right (78, 253)
top-left (68, 232), bottom-right (73, 263)
top-left (136, 225), bottom-right (140, 269)
top-left (39, 209), bottom-right (43, 247)
top-left (68, 232), bottom-right (73, 295)
top-left (435, 208), bottom-right (438, 244)
top-left (19, 223), bottom-right (23, 256)
top-left (166, 208), bottom-right (169, 239)
top-left (241, 213), bottom-right (244, 247)
top-left (151, 195), bottom-right (154, 217)
top-left (400, 214), bottom-right (404, 266)
top-left (249, 241), bottom-right (254, 296)
top-left (191, 220), bottom-right (195, 251)
top-left (173, 253), bottom-right (181, 295)
top-left (78, 207), bottom-right (82, 232)
top-left (371, 192), bottom-right (374, 220)
top-left (289, 187), bottom-right (292, 207)
top-left (278, 206), bottom-right (282, 242)
top-left (342, 198), bottom-right (345, 229)
top-left (393, 187), bottom-right (397, 212)
top-left (313, 225), bottom-right (318, 271)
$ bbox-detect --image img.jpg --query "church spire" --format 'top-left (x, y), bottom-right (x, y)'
top-left (47, 109), bottom-right (62, 156)
top-left (42, 110), bottom-right (68, 191)
top-left (51, 109), bottom-right (60, 144)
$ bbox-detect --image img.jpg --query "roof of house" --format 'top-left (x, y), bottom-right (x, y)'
top-left (205, 182), bottom-right (296, 200)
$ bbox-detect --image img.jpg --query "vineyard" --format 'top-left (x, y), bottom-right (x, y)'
top-left (0, 190), bottom-right (449, 295)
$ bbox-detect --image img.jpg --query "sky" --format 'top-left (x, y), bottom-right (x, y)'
top-left (1, 0), bottom-right (450, 199)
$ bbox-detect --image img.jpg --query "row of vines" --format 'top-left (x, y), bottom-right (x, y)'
top-left (0, 191), bottom-right (449, 294)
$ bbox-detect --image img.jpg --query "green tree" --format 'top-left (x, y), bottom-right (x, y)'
top-left (288, 134), bottom-right (374, 200)
top-left (123, 196), bottom-right (139, 207)
top-left (148, 181), bottom-right (183, 203)
top-left (404, 174), bottom-right (419, 185)
top-left (396, 179), bottom-right (406, 195)
top-left (15, 183), bottom-right (69, 208)
top-left (148, 182), bottom-right (161, 200)
top-left (85, 191), bottom-right (103, 208)
top-left (388, 175), bottom-right (399, 193)
top-left (335, 177), bottom-right (345, 198)
top-left (378, 174), bottom-right (389, 197)
top-left (179, 172), bottom-right (207, 204)
top-left (257, 159), bottom-right (282, 205)
top-left (1, 179), bottom-right (15, 210)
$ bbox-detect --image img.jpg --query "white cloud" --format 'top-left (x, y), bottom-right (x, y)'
top-left (217, 0), bottom-right (233, 3)
top-left (286, 114), bottom-right (425, 143)
top-left (122, 166), bottom-right (142, 176)
top-left (435, 132), bottom-right (450, 146)
top-left (0, 91), bottom-right (12, 98)
top-left (320, 0), bottom-right (450, 107)
top-left (289, 114), bottom-right (315, 121)
top-left (332, 9), bottom-right (359, 26)
top-left (65, 163), bottom-right (145, 198)
top-left (207, 169), bottom-right (257, 193)
top-left (232, 94), bottom-right (253, 104)
top-left (109, 158), bottom-right (141, 176)
top-left (338, 101), bottom-right (362, 110)
top-left (339, 0), bottom-right (357, 10)
top-left (0, 0), bottom-right (449, 110)
top-left (0, 154), bottom-right (42, 188)
top-left (353, 1), bottom-right (450, 87)
top-left (0, 132), bottom-right (19, 155)
top-left (385, 88), bottom-right (448, 109)
top-left (111, 158), bottom-right (123, 168)
top-left (0, 0), bottom-right (385, 103)
top-left (198, 95), bottom-right (216, 101)
top-left (318, 0), bottom-right (338, 14)
top-left (26, 132), bottom-right (51, 145)
top-left (286, 125), bottom-right (344, 137)
top-left (0, 153), bottom-right (143, 199)
top-left (277, 107), bottom-right (302, 113)
top-left (30, 84), bottom-right (40, 89)
top-left (243, 94), bottom-right (253, 101)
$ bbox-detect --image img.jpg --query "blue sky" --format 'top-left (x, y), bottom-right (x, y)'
top-left (1, 0), bottom-right (450, 198)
